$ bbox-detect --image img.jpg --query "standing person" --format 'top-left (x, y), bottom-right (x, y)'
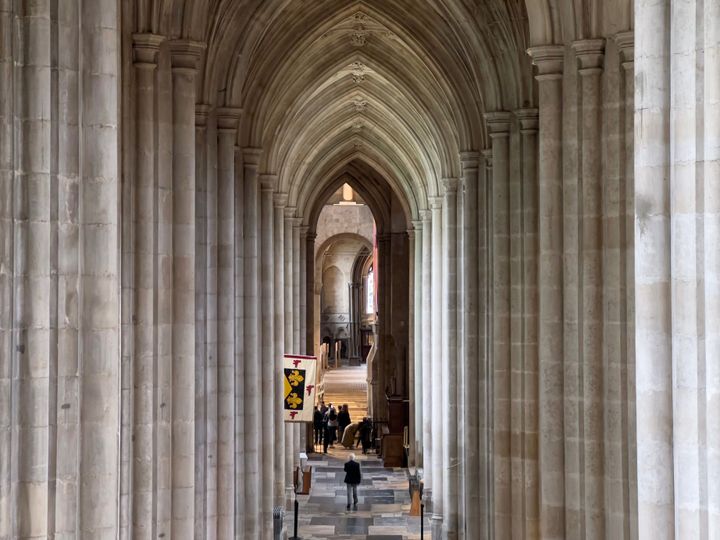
top-left (327, 405), bottom-right (338, 447)
top-left (322, 406), bottom-right (330, 453)
top-left (358, 417), bottom-right (372, 454)
top-left (313, 406), bottom-right (323, 447)
top-left (343, 453), bottom-right (362, 510)
top-left (337, 404), bottom-right (351, 441)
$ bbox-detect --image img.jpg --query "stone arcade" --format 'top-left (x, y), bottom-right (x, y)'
top-left (0, 0), bottom-right (718, 538)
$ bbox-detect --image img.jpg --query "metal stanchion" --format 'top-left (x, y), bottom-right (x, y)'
top-left (420, 501), bottom-right (424, 539)
top-left (289, 497), bottom-right (300, 540)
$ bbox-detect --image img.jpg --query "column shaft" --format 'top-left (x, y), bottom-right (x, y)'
top-left (216, 112), bottom-right (239, 539)
top-left (169, 41), bottom-right (203, 538)
top-left (243, 149), bottom-right (262, 537)
top-left (411, 223), bottom-right (423, 466)
top-left (528, 45), bottom-right (566, 539)
top-left (284, 214), bottom-right (294, 487)
top-left (442, 179), bottom-right (460, 539)
top-left (260, 178), bottom-right (275, 536)
top-left (486, 112), bottom-right (512, 537)
top-left (460, 153), bottom-right (481, 539)
top-left (273, 196), bottom-right (286, 505)
top-left (420, 211), bottom-right (433, 486)
top-left (292, 223), bottom-right (303, 453)
top-left (132, 34), bottom-right (164, 540)
top-left (430, 199), bottom-right (444, 525)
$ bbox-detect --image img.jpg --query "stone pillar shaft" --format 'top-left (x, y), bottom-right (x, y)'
top-left (242, 148), bottom-right (262, 537)
top-left (420, 211), bottom-right (433, 486)
top-left (292, 223), bottom-right (303, 453)
top-left (132, 34), bottom-right (164, 540)
top-left (411, 222), bottom-right (423, 466)
top-left (460, 152), bottom-right (481, 539)
top-left (216, 110), bottom-right (239, 539)
top-left (486, 112), bottom-right (512, 538)
top-left (284, 214), bottom-right (294, 487)
top-left (442, 179), bottom-right (460, 539)
top-left (429, 198), bottom-right (444, 522)
top-left (169, 41), bottom-right (203, 538)
top-left (259, 176), bottom-right (275, 537)
top-left (528, 44), bottom-right (565, 539)
top-left (273, 195), bottom-right (286, 505)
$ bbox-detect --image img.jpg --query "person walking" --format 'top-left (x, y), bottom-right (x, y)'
top-left (343, 453), bottom-right (362, 510)
top-left (358, 417), bottom-right (372, 454)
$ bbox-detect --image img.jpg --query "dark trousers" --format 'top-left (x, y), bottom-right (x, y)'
top-left (314, 425), bottom-right (322, 444)
top-left (323, 426), bottom-right (330, 453)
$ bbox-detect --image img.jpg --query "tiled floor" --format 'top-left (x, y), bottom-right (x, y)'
top-left (286, 447), bottom-right (429, 539)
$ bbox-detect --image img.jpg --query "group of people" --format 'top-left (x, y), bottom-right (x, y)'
top-left (313, 401), bottom-right (373, 454)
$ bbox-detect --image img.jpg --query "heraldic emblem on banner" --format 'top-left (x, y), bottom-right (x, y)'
top-left (283, 354), bottom-right (318, 422)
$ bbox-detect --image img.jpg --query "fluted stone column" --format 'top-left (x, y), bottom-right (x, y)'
top-left (485, 111), bottom-right (512, 538)
top-left (410, 221), bottom-right (423, 467)
top-left (283, 211), bottom-right (295, 492)
top-left (132, 33), bottom-right (165, 540)
top-left (571, 39), bottom-right (606, 538)
top-left (636, 2), bottom-right (720, 536)
top-left (420, 210), bottom-right (433, 485)
top-left (516, 108), bottom-right (540, 537)
top-left (304, 232), bottom-right (316, 356)
top-left (217, 107), bottom-right (241, 539)
top-left (460, 152), bottom-right (481, 539)
top-left (259, 174), bottom-right (275, 537)
top-left (193, 104), bottom-right (210, 537)
top-left (299, 226), bottom-right (309, 355)
top-left (429, 196), bottom-right (444, 536)
top-left (243, 147), bottom-right (262, 537)
top-left (441, 179), bottom-right (460, 539)
top-left (527, 44), bottom-right (565, 540)
top-left (292, 221), bottom-right (304, 454)
top-left (169, 40), bottom-right (204, 538)
top-left (273, 194), bottom-right (287, 506)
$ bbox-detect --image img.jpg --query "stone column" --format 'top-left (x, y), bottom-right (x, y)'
top-left (273, 194), bottom-right (287, 505)
top-left (259, 174), bottom-right (275, 537)
top-left (242, 147), bottom-right (262, 537)
top-left (193, 104), bottom-right (210, 537)
top-left (516, 108), bottom-right (540, 537)
top-left (441, 179), bottom-right (460, 539)
top-left (217, 107), bottom-right (241, 539)
top-left (0, 3), bottom-right (13, 535)
top-left (572, 38), bottom-right (606, 538)
top-left (527, 44), bottom-right (565, 540)
top-left (617, 31), bottom-right (637, 537)
top-left (283, 211), bottom-right (295, 491)
top-left (132, 33), bottom-right (165, 540)
top-left (304, 232), bottom-right (316, 356)
top-left (169, 40), bottom-right (204, 538)
top-left (410, 221), bottom-right (423, 466)
top-left (459, 151), bottom-right (481, 538)
top-left (420, 210), bottom-right (433, 485)
top-left (429, 196), bottom-right (444, 535)
top-left (292, 220), bottom-right (303, 453)
top-left (636, 2), bottom-right (720, 536)
top-left (407, 227), bottom-right (416, 467)
top-left (485, 111), bottom-right (512, 538)
top-left (299, 226), bottom-right (309, 355)
top-left (480, 148), bottom-right (493, 538)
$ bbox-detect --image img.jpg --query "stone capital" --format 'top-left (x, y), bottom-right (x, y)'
top-left (283, 206), bottom-right (297, 218)
top-left (259, 174), bottom-right (277, 191)
top-left (273, 193), bottom-right (289, 208)
top-left (615, 31), bottom-right (634, 67)
top-left (132, 33), bottom-right (165, 66)
top-left (515, 108), bottom-right (539, 134)
top-left (442, 177), bottom-right (459, 194)
top-left (421, 209), bottom-right (432, 222)
top-left (429, 196), bottom-right (443, 210)
top-left (459, 150), bottom-right (481, 171)
top-left (217, 107), bottom-right (242, 133)
top-left (168, 39), bottom-right (205, 72)
top-left (411, 219), bottom-right (423, 231)
top-left (243, 147), bottom-right (263, 168)
top-left (290, 217), bottom-right (303, 227)
top-left (571, 38), bottom-right (605, 73)
top-left (484, 111), bottom-right (512, 138)
top-left (527, 44), bottom-right (564, 79)
top-left (482, 148), bottom-right (493, 169)
top-left (195, 104), bottom-right (210, 127)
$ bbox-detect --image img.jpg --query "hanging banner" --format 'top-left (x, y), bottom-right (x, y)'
top-left (283, 354), bottom-right (318, 422)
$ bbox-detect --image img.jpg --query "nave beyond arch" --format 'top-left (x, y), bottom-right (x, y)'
top-left (0, 0), bottom-right (718, 538)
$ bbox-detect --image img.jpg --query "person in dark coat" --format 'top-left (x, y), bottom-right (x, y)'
top-left (313, 406), bottom-right (323, 446)
top-left (337, 404), bottom-right (351, 441)
top-left (358, 417), bottom-right (372, 454)
top-left (343, 453), bottom-right (362, 510)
